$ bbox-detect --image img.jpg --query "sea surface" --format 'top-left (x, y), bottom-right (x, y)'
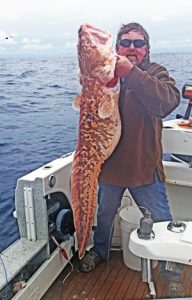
top-left (0, 53), bottom-right (192, 252)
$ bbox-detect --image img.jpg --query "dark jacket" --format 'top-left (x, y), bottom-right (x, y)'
top-left (99, 62), bottom-right (180, 187)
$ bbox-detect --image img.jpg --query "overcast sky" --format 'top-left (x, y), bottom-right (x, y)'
top-left (0, 0), bottom-right (192, 57)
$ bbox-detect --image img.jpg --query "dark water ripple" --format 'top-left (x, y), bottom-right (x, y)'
top-left (0, 53), bottom-right (192, 252)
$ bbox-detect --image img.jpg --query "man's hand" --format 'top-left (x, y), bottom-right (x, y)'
top-left (115, 55), bottom-right (134, 77)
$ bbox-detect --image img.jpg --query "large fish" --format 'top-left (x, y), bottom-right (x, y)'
top-left (71, 23), bottom-right (121, 259)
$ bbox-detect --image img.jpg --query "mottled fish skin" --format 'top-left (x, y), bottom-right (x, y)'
top-left (71, 24), bottom-right (121, 258)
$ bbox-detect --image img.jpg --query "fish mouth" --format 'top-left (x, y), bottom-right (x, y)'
top-left (79, 23), bottom-right (111, 45)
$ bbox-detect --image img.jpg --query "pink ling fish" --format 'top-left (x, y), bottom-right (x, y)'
top-left (71, 24), bottom-right (121, 258)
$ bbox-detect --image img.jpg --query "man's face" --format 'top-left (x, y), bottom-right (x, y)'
top-left (117, 30), bottom-right (148, 65)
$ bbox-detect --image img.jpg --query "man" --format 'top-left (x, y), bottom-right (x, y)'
top-left (79, 22), bottom-right (183, 297)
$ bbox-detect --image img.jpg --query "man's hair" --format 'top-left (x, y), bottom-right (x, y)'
top-left (116, 22), bottom-right (150, 51)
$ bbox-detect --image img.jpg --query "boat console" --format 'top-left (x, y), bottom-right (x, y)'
top-left (0, 153), bottom-right (76, 300)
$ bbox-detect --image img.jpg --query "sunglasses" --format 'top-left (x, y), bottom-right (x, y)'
top-left (119, 39), bottom-right (147, 48)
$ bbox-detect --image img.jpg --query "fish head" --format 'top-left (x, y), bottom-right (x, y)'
top-left (77, 23), bottom-right (115, 84)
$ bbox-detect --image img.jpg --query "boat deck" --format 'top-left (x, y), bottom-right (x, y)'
top-left (42, 250), bottom-right (192, 300)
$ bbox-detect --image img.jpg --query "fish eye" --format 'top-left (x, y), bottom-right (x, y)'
top-left (84, 40), bottom-right (90, 46)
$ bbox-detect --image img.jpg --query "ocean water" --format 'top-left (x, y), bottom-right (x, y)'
top-left (0, 53), bottom-right (192, 252)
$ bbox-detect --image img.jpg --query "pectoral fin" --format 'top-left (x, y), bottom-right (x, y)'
top-left (98, 93), bottom-right (114, 118)
top-left (72, 94), bottom-right (82, 110)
